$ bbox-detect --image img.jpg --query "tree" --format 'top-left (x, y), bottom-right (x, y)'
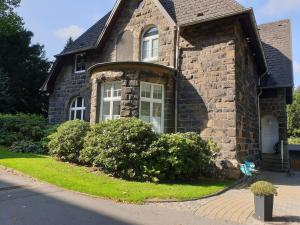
top-left (287, 88), bottom-right (300, 137)
top-left (0, 30), bottom-right (51, 115)
top-left (64, 37), bottom-right (74, 49)
top-left (0, 0), bottom-right (23, 35)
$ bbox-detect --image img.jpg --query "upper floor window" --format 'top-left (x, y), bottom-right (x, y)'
top-left (140, 82), bottom-right (164, 133)
top-left (75, 53), bottom-right (86, 73)
top-left (100, 82), bottom-right (122, 121)
top-left (141, 27), bottom-right (159, 62)
top-left (69, 97), bottom-right (86, 120)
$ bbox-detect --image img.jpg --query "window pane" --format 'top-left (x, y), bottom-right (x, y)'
top-left (153, 85), bottom-right (162, 99)
top-left (141, 83), bottom-right (151, 98)
top-left (153, 103), bottom-right (162, 117)
top-left (113, 101), bottom-right (121, 116)
top-left (76, 55), bottom-right (86, 72)
top-left (142, 40), bottom-right (149, 60)
top-left (152, 38), bottom-right (158, 58)
top-left (104, 84), bottom-right (112, 98)
top-left (71, 110), bottom-right (75, 120)
top-left (76, 110), bottom-right (82, 120)
top-left (152, 103), bottom-right (162, 133)
top-left (140, 101), bottom-right (150, 122)
top-left (102, 101), bottom-right (110, 120)
top-left (77, 97), bottom-right (83, 107)
top-left (82, 110), bottom-right (86, 120)
top-left (144, 27), bottom-right (158, 37)
top-left (113, 82), bottom-right (122, 97)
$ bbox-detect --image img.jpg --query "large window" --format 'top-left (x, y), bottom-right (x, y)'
top-left (69, 97), bottom-right (86, 120)
top-left (100, 82), bottom-right (121, 121)
top-left (140, 82), bottom-right (164, 133)
top-left (141, 27), bottom-right (158, 62)
top-left (75, 53), bottom-right (86, 73)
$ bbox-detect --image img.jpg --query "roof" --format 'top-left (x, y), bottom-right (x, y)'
top-left (60, 12), bottom-right (111, 56)
top-left (258, 20), bottom-right (293, 88)
top-left (160, 0), bottom-right (248, 26)
top-left (59, 0), bottom-right (249, 56)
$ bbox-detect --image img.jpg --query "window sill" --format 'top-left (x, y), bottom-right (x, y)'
top-left (74, 70), bottom-right (86, 74)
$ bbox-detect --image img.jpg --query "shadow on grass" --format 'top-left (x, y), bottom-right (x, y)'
top-left (0, 148), bottom-right (45, 159)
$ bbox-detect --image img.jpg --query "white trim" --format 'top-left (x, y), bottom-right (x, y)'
top-left (100, 81), bottom-right (122, 121)
top-left (139, 82), bottom-right (165, 133)
top-left (141, 28), bottom-right (159, 62)
top-left (69, 97), bottom-right (86, 120)
top-left (75, 53), bottom-right (86, 73)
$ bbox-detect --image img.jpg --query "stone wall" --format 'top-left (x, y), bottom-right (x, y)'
top-left (98, 0), bottom-right (176, 67)
top-left (178, 19), bottom-right (237, 162)
top-left (234, 22), bottom-right (260, 162)
top-left (260, 88), bottom-right (287, 144)
top-left (48, 54), bottom-right (95, 124)
top-left (49, 0), bottom-right (176, 124)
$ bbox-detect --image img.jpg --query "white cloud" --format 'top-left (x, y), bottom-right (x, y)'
top-left (54, 25), bottom-right (84, 40)
top-left (294, 61), bottom-right (300, 76)
top-left (259, 0), bottom-right (300, 16)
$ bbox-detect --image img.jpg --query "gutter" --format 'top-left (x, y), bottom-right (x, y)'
top-left (257, 70), bottom-right (268, 159)
top-left (174, 26), bottom-right (180, 132)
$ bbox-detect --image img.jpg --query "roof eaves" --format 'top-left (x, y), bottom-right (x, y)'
top-left (179, 8), bottom-right (251, 27)
top-left (95, 0), bottom-right (123, 48)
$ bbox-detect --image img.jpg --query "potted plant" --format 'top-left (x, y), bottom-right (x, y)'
top-left (250, 181), bottom-right (277, 221)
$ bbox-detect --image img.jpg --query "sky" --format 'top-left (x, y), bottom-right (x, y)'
top-left (17, 0), bottom-right (300, 87)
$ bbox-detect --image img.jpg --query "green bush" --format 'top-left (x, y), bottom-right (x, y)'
top-left (40, 124), bottom-right (60, 153)
top-left (80, 118), bottom-right (157, 180)
top-left (48, 120), bottom-right (90, 163)
top-left (8, 140), bottom-right (44, 154)
top-left (0, 113), bottom-right (47, 146)
top-left (147, 133), bottom-right (213, 181)
top-left (251, 181), bottom-right (277, 196)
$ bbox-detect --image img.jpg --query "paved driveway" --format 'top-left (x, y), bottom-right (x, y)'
top-left (152, 172), bottom-right (300, 225)
top-left (0, 168), bottom-right (236, 225)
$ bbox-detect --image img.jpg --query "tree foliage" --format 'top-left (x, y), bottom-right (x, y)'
top-left (0, 30), bottom-right (51, 114)
top-left (0, 0), bottom-right (23, 35)
top-left (287, 88), bottom-right (300, 137)
top-left (64, 37), bottom-right (74, 49)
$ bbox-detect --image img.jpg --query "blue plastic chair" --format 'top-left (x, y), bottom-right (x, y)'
top-left (245, 161), bottom-right (255, 171)
top-left (240, 164), bottom-right (253, 177)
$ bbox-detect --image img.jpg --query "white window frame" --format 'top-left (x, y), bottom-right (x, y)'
top-left (139, 82), bottom-right (164, 133)
top-left (75, 53), bottom-right (86, 73)
top-left (69, 97), bottom-right (86, 121)
top-left (100, 81), bottom-right (122, 121)
top-left (141, 28), bottom-right (159, 62)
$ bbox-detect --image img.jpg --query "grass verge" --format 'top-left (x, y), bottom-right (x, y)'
top-left (0, 146), bottom-right (232, 203)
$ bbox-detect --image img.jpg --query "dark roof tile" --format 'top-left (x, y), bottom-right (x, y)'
top-left (258, 20), bottom-right (293, 88)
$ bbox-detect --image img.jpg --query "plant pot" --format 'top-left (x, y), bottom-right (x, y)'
top-left (254, 194), bottom-right (274, 221)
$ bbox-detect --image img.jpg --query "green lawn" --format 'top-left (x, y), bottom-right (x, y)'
top-left (0, 146), bottom-right (232, 203)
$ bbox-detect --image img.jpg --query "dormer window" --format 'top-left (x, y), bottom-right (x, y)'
top-left (141, 27), bottom-right (159, 62)
top-left (75, 53), bottom-right (86, 73)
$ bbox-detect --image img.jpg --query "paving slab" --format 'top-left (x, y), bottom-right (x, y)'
top-left (151, 171), bottom-right (300, 225)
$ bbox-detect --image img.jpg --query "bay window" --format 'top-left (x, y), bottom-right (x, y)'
top-left (140, 82), bottom-right (164, 133)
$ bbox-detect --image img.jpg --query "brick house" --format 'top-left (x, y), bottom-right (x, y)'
top-left (42, 0), bottom-right (293, 177)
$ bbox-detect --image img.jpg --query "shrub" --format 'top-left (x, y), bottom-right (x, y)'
top-left (147, 133), bottom-right (213, 181)
top-left (251, 181), bottom-right (278, 196)
top-left (80, 118), bottom-right (157, 180)
top-left (48, 120), bottom-right (90, 163)
top-left (0, 113), bottom-right (47, 146)
top-left (40, 124), bottom-right (60, 153)
top-left (8, 140), bottom-right (44, 154)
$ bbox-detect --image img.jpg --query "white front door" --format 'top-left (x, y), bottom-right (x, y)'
top-left (261, 115), bottom-right (279, 154)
